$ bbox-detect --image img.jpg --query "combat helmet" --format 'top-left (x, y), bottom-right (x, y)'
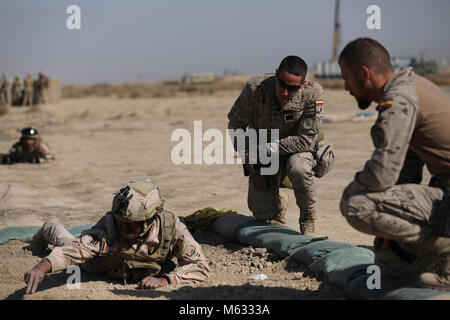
top-left (112, 179), bottom-right (164, 222)
top-left (20, 127), bottom-right (39, 140)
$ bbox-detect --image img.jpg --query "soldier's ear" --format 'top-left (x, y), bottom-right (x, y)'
top-left (361, 66), bottom-right (371, 82)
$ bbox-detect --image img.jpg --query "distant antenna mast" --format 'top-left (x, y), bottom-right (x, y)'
top-left (332, 0), bottom-right (340, 62)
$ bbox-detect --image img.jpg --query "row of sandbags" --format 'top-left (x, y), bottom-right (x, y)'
top-left (211, 213), bottom-right (450, 300)
top-left (1, 211), bottom-right (448, 299)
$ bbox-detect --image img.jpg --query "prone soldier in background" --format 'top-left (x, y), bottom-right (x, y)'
top-left (0, 127), bottom-right (55, 164)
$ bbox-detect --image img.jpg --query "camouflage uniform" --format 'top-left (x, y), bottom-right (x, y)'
top-left (2, 73), bottom-right (11, 106)
top-left (2, 128), bottom-right (55, 164)
top-left (35, 72), bottom-right (49, 104)
top-left (34, 211), bottom-right (210, 285)
top-left (228, 73), bottom-right (332, 233)
top-left (5, 137), bottom-right (54, 164)
top-left (340, 67), bottom-right (450, 285)
top-left (0, 79), bottom-right (5, 106)
top-left (11, 76), bottom-right (22, 106)
top-left (22, 74), bottom-right (33, 106)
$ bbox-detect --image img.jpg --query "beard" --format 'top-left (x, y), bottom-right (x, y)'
top-left (357, 98), bottom-right (372, 110)
top-left (350, 86), bottom-right (372, 110)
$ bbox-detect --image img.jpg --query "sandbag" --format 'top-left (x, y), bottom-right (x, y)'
top-left (328, 263), bottom-right (374, 289)
top-left (236, 220), bottom-right (327, 258)
top-left (310, 247), bottom-right (374, 275)
top-left (67, 224), bottom-right (94, 238)
top-left (308, 247), bottom-right (375, 287)
top-left (344, 273), bottom-right (448, 300)
top-left (290, 240), bottom-right (356, 266)
top-left (0, 224), bottom-right (94, 245)
top-left (212, 214), bottom-right (255, 242)
top-left (0, 226), bottom-right (41, 244)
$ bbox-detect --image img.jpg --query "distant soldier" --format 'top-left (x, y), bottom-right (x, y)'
top-left (2, 73), bottom-right (11, 106)
top-left (339, 38), bottom-right (450, 290)
top-left (11, 75), bottom-right (23, 106)
top-left (22, 73), bottom-right (34, 106)
top-left (227, 56), bottom-right (335, 235)
top-left (24, 179), bottom-right (210, 294)
top-left (35, 71), bottom-right (49, 104)
top-left (0, 78), bottom-right (5, 107)
top-left (0, 127), bottom-right (55, 164)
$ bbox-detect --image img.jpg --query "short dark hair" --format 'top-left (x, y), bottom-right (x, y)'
top-left (338, 38), bottom-right (392, 75)
top-left (278, 56), bottom-right (308, 80)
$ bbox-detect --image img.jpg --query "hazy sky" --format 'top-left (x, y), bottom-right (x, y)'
top-left (0, 0), bottom-right (449, 84)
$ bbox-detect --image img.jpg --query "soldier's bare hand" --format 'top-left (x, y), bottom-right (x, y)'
top-left (24, 259), bottom-right (51, 294)
top-left (24, 268), bottom-right (45, 294)
top-left (139, 276), bottom-right (169, 290)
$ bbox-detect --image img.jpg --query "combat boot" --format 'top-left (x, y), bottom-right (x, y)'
top-left (418, 253), bottom-right (450, 291)
top-left (429, 237), bottom-right (450, 255)
top-left (267, 192), bottom-right (287, 225)
top-left (299, 211), bottom-right (316, 236)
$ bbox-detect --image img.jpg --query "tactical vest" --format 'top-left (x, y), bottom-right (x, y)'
top-left (83, 210), bottom-right (176, 281)
top-left (10, 137), bottom-right (43, 163)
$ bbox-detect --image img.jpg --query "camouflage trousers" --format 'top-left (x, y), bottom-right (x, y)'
top-left (22, 90), bottom-right (33, 106)
top-left (36, 217), bottom-right (77, 247)
top-left (248, 151), bottom-right (316, 226)
top-left (344, 184), bottom-right (448, 276)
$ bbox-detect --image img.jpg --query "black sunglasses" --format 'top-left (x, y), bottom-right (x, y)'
top-left (276, 76), bottom-right (303, 92)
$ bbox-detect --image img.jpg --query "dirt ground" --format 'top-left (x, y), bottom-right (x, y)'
top-left (0, 87), bottom-right (432, 300)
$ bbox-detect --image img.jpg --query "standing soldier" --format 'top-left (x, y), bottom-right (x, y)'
top-left (2, 73), bottom-right (11, 106)
top-left (11, 75), bottom-right (23, 106)
top-left (24, 179), bottom-right (210, 294)
top-left (339, 38), bottom-right (450, 290)
top-left (35, 71), bottom-right (49, 104)
top-left (227, 56), bottom-right (335, 235)
top-left (22, 73), bottom-right (34, 106)
top-left (0, 78), bottom-right (5, 107)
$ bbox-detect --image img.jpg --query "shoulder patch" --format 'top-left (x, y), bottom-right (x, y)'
top-left (370, 123), bottom-right (389, 149)
top-left (315, 99), bottom-right (324, 106)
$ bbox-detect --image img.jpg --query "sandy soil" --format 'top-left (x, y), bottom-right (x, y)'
top-left (0, 88), bottom-right (428, 300)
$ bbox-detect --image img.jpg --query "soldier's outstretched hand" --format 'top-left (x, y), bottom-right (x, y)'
top-left (139, 276), bottom-right (169, 290)
top-left (24, 259), bottom-right (51, 294)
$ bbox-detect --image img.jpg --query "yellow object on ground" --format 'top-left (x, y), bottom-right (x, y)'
top-left (183, 207), bottom-right (240, 231)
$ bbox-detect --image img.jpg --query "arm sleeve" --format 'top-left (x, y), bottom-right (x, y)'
top-left (345, 95), bottom-right (418, 197)
top-left (163, 218), bottom-right (210, 284)
top-left (279, 92), bottom-right (324, 154)
top-left (45, 216), bottom-right (114, 273)
top-left (227, 83), bottom-right (254, 151)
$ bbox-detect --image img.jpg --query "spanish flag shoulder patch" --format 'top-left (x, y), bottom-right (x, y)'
top-left (315, 99), bottom-right (324, 106)
top-left (379, 99), bottom-right (393, 108)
